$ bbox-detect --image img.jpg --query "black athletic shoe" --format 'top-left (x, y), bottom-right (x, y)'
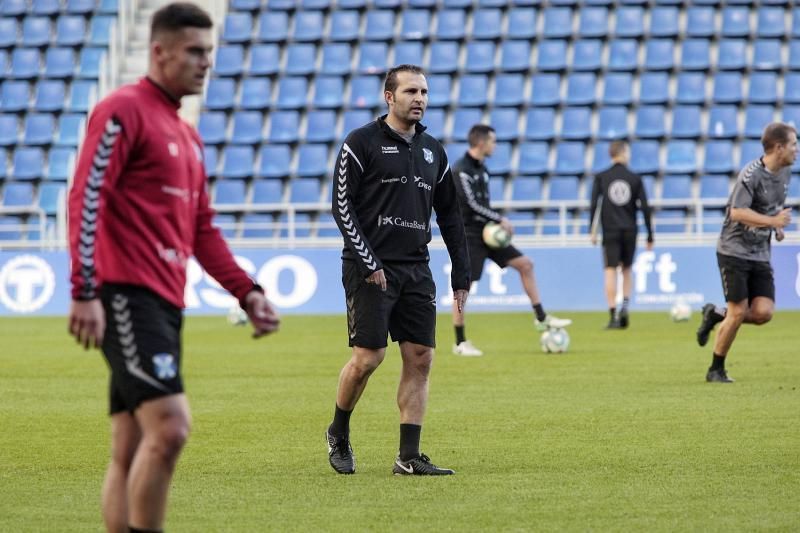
top-left (706, 368), bottom-right (735, 383)
top-left (618, 308), bottom-right (629, 328)
top-left (605, 318), bottom-right (623, 329)
top-left (392, 454), bottom-right (454, 476)
top-left (326, 430), bottom-right (355, 474)
top-left (696, 303), bottom-right (722, 347)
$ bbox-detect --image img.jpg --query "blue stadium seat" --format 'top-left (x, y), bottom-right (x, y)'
top-left (536, 40), bottom-right (567, 72)
top-left (66, 0), bottom-right (96, 14)
top-left (428, 42), bottom-right (459, 74)
top-left (783, 105), bottom-right (800, 130)
top-left (257, 145), bottom-right (291, 179)
top-left (23, 113), bottom-right (55, 146)
top-left (198, 112), bottom-right (227, 145)
top-left (487, 142), bottom-right (512, 175)
top-left (268, 110), bottom-right (299, 144)
top-left (33, 0), bottom-right (60, 15)
top-left (445, 142), bottom-right (468, 166)
top-left (749, 72), bottom-right (778, 104)
top-left (757, 7), bottom-right (786, 38)
top-left (365, 10), bottom-right (394, 41)
top-left (34, 80), bottom-right (65, 113)
top-left (89, 16), bottom-right (115, 46)
top-left (11, 48), bottom-right (40, 79)
top-left (506, 211), bottom-right (535, 236)
top-left (579, 7), bottom-right (608, 38)
top-left (665, 141), bottom-right (696, 174)
top-left (681, 39), bottom-right (710, 71)
top-left (214, 45), bottom-right (243, 77)
top-left (631, 141), bottom-right (660, 174)
top-left (676, 73), bottom-right (706, 104)
top-left (644, 40), bottom-right (674, 71)
top-left (231, 0), bottom-right (260, 10)
top-left (203, 146), bottom-right (218, 178)
top-left (285, 44), bottom-right (317, 76)
top-left (615, 6), bottom-right (644, 38)
top-left (78, 47), bottom-right (105, 79)
top-left (707, 106), bottom-right (738, 139)
top-left (68, 80), bottom-right (96, 113)
top-left (718, 39), bottom-right (747, 71)
top-left (248, 45), bottom-right (279, 76)
top-left (572, 40), bottom-right (602, 72)
top-left (221, 146), bottom-right (254, 180)
top-left (500, 40), bottom-right (531, 72)
top-left (55, 16), bottom-right (86, 47)
top-left (241, 214), bottom-right (275, 238)
top-left (489, 108), bottom-right (519, 141)
top-left (349, 76), bottom-right (381, 109)
top-left (55, 113), bottom-right (85, 147)
top-left (786, 73), bottom-right (800, 104)
top-left (424, 108), bottom-right (444, 140)
top-left (257, 11), bottom-right (288, 42)
top-left (704, 141), bottom-right (735, 174)
top-left (465, 41), bottom-right (495, 73)
top-left (524, 108), bottom-right (555, 141)
top-left (305, 110), bottom-right (337, 143)
top-left (543, 8), bottom-right (572, 39)
top-left (713, 72), bottom-right (743, 104)
top-left (473, 9), bottom-right (502, 40)
top-left (0, 115), bottom-right (17, 146)
top-left (555, 142), bottom-right (585, 175)
top-left (530, 74), bottom-right (560, 107)
top-left (722, 7), bottom-right (749, 38)
top-left (650, 7), bottom-right (679, 37)
top-left (427, 75), bottom-right (452, 108)
top-left (3, 182), bottom-right (35, 205)
top-left (0, 18), bottom-right (16, 49)
top-left (565, 73), bottom-right (595, 106)
top-left (329, 10), bottom-right (360, 42)
top-left (700, 175), bottom-right (731, 199)
top-left (608, 40), bottom-right (638, 71)
top-left (549, 176), bottom-right (579, 201)
top-left (357, 42), bottom-right (388, 75)
top-left (394, 41), bottom-right (423, 66)
top-left (400, 10), bottom-right (430, 41)
top-left (275, 77), bottom-right (308, 109)
top-left (222, 12), bottom-right (252, 43)
top-left (451, 109), bottom-right (483, 141)
top-left (204, 79), bottom-right (235, 111)
top-left (635, 106), bottom-right (665, 139)
top-left (22, 17), bottom-right (51, 48)
top-left (231, 111), bottom-right (263, 145)
top-left (303, 0), bottom-right (332, 9)
top-left (508, 8), bottom-right (537, 40)
top-left (293, 11), bottom-right (324, 42)
top-left (661, 175), bottom-right (692, 200)
top-left (561, 107), bottom-right (592, 140)
top-left (655, 210), bottom-right (688, 234)
top-left (597, 107), bottom-right (628, 140)
top-left (672, 106), bottom-right (702, 139)
top-left (592, 141), bottom-right (611, 173)
top-left (211, 214), bottom-right (238, 239)
top-left (753, 40), bottom-right (782, 71)
top-left (38, 182), bottom-right (65, 215)
top-left (297, 144), bottom-right (329, 178)
top-left (435, 9), bottom-right (466, 41)
top-left (0, 0), bottom-right (26, 16)
top-left (739, 140), bottom-right (763, 166)
top-left (240, 77), bottom-right (272, 110)
top-left (44, 48), bottom-right (75, 79)
top-left (278, 212), bottom-right (313, 238)
top-left (488, 177), bottom-right (505, 203)
top-left (518, 143), bottom-right (549, 175)
top-left (12, 148), bottom-right (44, 180)
top-left (316, 212), bottom-right (340, 238)
top-left (46, 147), bottom-right (75, 181)
top-left (603, 72), bottom-right (633, 105)
top-left (214, 180), bottom-right (247, 205)
top-left (494, 74), bottom-right (525, 107)
top-left (686, 7), bottom-right (714, 38)
top-left (458, 75), bottom-right (488, 107)
top-left (320, 44), bottom-right (351, 75)
top-left (744, 106), bottom-right (774, 138)
top-left (1, 81), bottom-right (29, 113)
top-left (290, 177), bottom-right (322, 203)
top-left (638, 73), bottom-right (668, 105)
top-left (0, 148), bottom-right (7, 178)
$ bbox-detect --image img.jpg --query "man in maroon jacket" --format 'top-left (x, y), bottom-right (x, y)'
top-left (67, 4), bottom-right (279, 532)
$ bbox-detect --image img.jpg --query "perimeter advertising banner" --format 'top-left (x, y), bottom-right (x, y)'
top-left (1, 246), bottom-right (799, 315)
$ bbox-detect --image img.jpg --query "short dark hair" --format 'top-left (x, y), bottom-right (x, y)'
top-left (384, 64), bottom-right (425, 94)
top-left (609, 140), bottom-right (629, 158)
top-left (761, 122), bottom-right (797, 153)
top-left (150, 2), bottom-right (212, 42)
top-left (467, 124), bottom-right (495, 147)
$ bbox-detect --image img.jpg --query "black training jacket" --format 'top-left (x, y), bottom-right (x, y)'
top-left (332, 115), bottom-right (471, 291)
top-left (451, 151), bottom-right (503, 232)
top-left (589, 163), bottom-right (654, 241)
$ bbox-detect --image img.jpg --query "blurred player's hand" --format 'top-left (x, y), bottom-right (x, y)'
top-left (776, 228), bottom-right (785, 242)
top-left (646, 240), bottom-right (654, 251)
top-left (245, 291), bottom-right (280, 338)
top-left (453, 289), bottom-right (469, 314)
top-left (590, 234), bottom-right (598, 245)
top-left (773, 207), bottom-right (792, 228)
top-left (500, 217), bottom-right (514, 237)
top-left (366, 269), bottom-right (387, 291)
top-left (69, 299), bottom-right (105, 350)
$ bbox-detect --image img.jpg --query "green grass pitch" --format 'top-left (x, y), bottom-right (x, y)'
top-left (1, 312), bottom-right (798, 532)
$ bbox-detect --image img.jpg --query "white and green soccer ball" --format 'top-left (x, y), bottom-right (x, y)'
top-left (670, 302), bottom-right (692, 322)
top-left (482, 222), bottom-right (512, 249)
top-left (227, 305), bottom-right (248, 326)
top-left (540, 327), bottom-right (570, 353)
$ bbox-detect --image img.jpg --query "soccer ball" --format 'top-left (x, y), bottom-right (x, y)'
top-left (540, 327), bottom-right (570, 353)
top-left (482, 222), bottom-right (511, 249)
top-left (227, 305), bottom-right (248, 326)
top-left (670, 301), bottom-right (692, 322)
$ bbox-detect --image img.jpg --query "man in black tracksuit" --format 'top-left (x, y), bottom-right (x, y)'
top-left (589, 140), bottom-right (654, 329)
top-left (450, 124), bottom-right (571, 356)
top-left (325, 65), bottom-right (470, 477)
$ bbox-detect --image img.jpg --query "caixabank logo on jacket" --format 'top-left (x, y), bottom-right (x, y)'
top-left (377, 214), bottom-right (428, 231)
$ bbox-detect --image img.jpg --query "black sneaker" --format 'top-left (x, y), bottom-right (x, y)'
top-left (392, 453), bottom-right (454, 476)
top-left (618, 308), bottom-right (629, 328)
top-left (696, 303), bottom-right (722, 347)
top-left (605, 317), bottom-right (623, 329)
top-left (326, 430), bottom-right (355, 474)
top-left (706, 368), bottom-right (735, 383)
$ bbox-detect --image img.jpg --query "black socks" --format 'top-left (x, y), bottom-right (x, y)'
top-left (329, 404), bottom-right (352, 437)
top-left (533, 303), bottom-right (546, 322)
top-left (710, 353), bottom-right (726, 371)
top-left (455, 325), bottom-right (465, 345)
top-left (399, 424), bottom-right (422, 461)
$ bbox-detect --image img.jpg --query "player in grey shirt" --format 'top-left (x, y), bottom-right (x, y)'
top-left (696, 122), bottom-right (795, 383)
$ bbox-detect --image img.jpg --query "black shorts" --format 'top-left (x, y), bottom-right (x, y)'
top-left (467, 230), bottom-right (523, 281)
top-left (101, 284), bottom-right (184, 415)
top-left (342, 261), bottom-right (437, 349)
top-left (717, 253), bottom-right (775, 303)
top-left (602, 229), bottom-right (638, 268)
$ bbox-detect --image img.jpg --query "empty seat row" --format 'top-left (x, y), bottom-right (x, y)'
top-left (1, 46), bottom-right (106, 79)
top-left (2, 0), bottom-right (117, 16)
top-left (0, 15), bottom-right (113, 49)
top-left (1, 79), bottom-right (97, 112)
top-left (0, 146), bottom-right (76, 181)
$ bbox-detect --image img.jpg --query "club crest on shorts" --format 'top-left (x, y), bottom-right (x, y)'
top-left (423, 147), bottom-right (433, 164)
top-left (152, 353), bottom-right (177, 380)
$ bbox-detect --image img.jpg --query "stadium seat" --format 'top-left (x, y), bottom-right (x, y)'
top-left (665, 141), bottom-right (696, 174)
top-left (357, 42), bottom-right (388, 75)
top-left (10, 48), bottom-right (40, 79)
top-left (275, 77), bottom-right (308, 109)
top-left (267, 110), bottom-right (299, 144)
top-left (304, 0), bottom-right (332, 9)
top-left (320, 44), bottom-right (351, 76)
top-left (465, 41), bottom-right (495, 73)
top-left (650, 7), bottom-right (679, 37)
top-left (511, 176), bottom-right (542, 201)
top-left (68, 80), bottom-right (96, 113)
top-left (349, 76), bottom-right (381, 109)
top-left (490, 108), bottom-right (519, 141)
top-left (700, 175), bottom-right (731, 199)
top-left (278, 212), bottom-right (313, 238)
top-left (239, 77), bottom-right (272, 110)
top-left (248, 44), bottom-right (279, 76)
top-left (757, 7), bottom-right (786, 38)
top-left (543, 8), bottom-right (572, 39)
top-left (753, 40), bottom-right (782, 71)
top-left (445, 142), bottom-right (468, 166)
top-left (427, 75), bottom-right (452, 108)
top-left (204, 78), bottom-right (235, 111)
top-left (578, 7), bottom-right (608, 38)
top-left (655, 209), bottom-right (687, 234)
top-left (258, 145), bottom-right (291, 179)
top-left (0, 115), bottom-right (18, 146)
top-left (38, 183), bottom-right (65, 215)
top-left (786, 73), bottom-right (800, 104)
top-left (221, 146), bottom-right (254, 179)
top-left (55, 113), bottom-right (85, 147)
top-left (572, 40), bottom-right (602, 72)
top-left (615, 6), bottom-right (644, 38)
top-left (608, 40), bottom-right (638, 71)
top-left (597, 107), bottom-right (628, 140)
top-left (749, 73), bottom-right (778, 104)
top-left (214, 180), bottom-right (247, 205)
top-left (0, 148), bottom-right (7, 179)
top-left (257, 11), bottom-right (288, 43)
top-left (661, 175), bottom-right (692, 200)
top-left (505, 211), bottom-right (535, 236)
top-left (739, 140), bottom-right (763, 166)
top-left (507, 8), bottom-right (537, 40)
top-left (88, 16), bottom-right (115, 46)
top-left (451, 109), bottom-right (483, 142)
top-left (1, 81), bottom-right (29, 113)
top-left (2, 182), bottom-right (35, 206)
top-left (555, 142), bottom-right (585, 175)
top-left (631, 141), bottom-right (660, 174)
top-left (365, 10), bottom-right (394, 42)
top-left (707, 106), bottom-right (739, 139)
top-left (783, 105), bottom-right (800, 129)
top-left (644, 40), bottom-right (674, 71)
top-left (424, 108), bottom-right (444, 140)
top-left (23, 113), bottom-right (55, 146)
top-left (198, 112), bottom-right (227, 145)
top-left (565, 73), bottom-right (595, 106)
top-left (602, 73), bottom-right (633, 106)
top-left (66, 0), bottom-right (96, 14)
top-left (305, 110), bottom-right (337, 143)
top-left (536, 40), bottom-right (567, 72)
top-left (494, 74), bottom-right (525, 107)
top-left (0, 0), bottom-right (26, 16)
top-left (46, 147), bottom-right (75, 181)
top-left (213, 45), bottom-right (243, 77)
top-left (297, 144), bottom-right (329, 178)
top-left (487, 142), bottom-right (512, 175)
top-left (290, 177), bottom-right (322, 204)
top-left (222, 12), bottom-right (252, 43)
top-left (718, 40), bottom-right (747, 71)
top-left (211, 214), bottom-right (237, 239)
top-left (241, 214), bottom-right (276, 238)
top-left (435, 9), bottom-right (466, 41)
top-left (713, 72), bottom-right (743, 104)
top-left (0, 19), bottom-right (16, 49)
top-left (473, 8), bottom-right (502, 40)
top-left (686, 7), bottom-right (714, 38)
top-left (592, 141), bottom-right (611, 173)
top-left (428, 42), bottom-right (459, 74)
top-left (549, 176), bottom-right (579, 201)
top-left (681, 39), bottom-right (710, 71)
top-left (315, 212), bottom-right (340, 238)
top-left (676, 73), bottom-right (706, 105)
top-left (12, 148), bottom-right (44, 180)
top-left (55, 16), bottom-right (86, 47)
top-left (500, 41), bottom-right (531, 73)
top-left (203, 146), bottom-right (218, 178)
top-left (561, 107), bottom-right (592, 140)
top-left (394, 41), bottom-right (423, 67)
top-left (285, 44), bottom-right (317, 76)
top-left (722, 7), bottom-right (749, 38)
top-left (33, 80), bottom-right (65, 113)
top-left (458, 75), bottom-right (488, 107)
top-left (530, 74), bottom-right (560, 107)
top-left (518, 143), bottom-right (549, 175)
top-left (329, 10), bottom-right (359, 42)
top-left (524, 108), bottom-right (555, 141)
top-left (22, 16), bottom-right (51, 48)
top-left (231, 0), bottom-right (260, 10)
top-left (638, 73), bottom-right (669, 105)
top-left (43, 48), bottom-right (75, 79)
top-left (634, 106), bottom-right (665, 139)
top-left (400, 10), bottom-right (430, 41)
top-left (744, 106), bottom-right (774, 138)
top-left (704, 141), bottom-right (735, 174)
top-left (292, 11), bottom-right (324, 42)
top-left (33, 0), bottom-right (60, 15)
